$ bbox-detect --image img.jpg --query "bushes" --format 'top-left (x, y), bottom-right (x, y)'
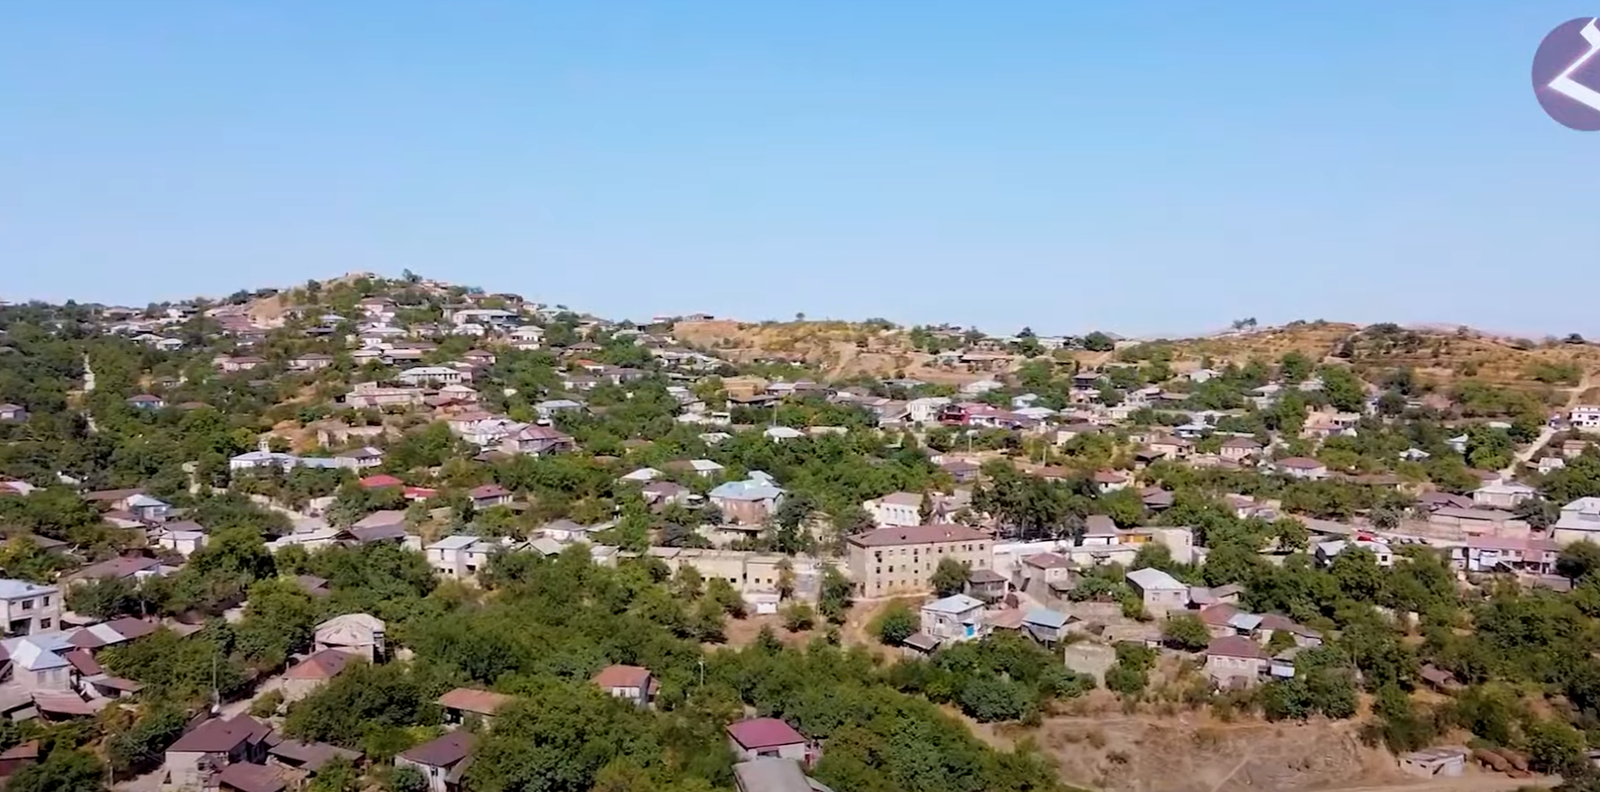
top-left (1104, 644), bottom-right (1158, 698)
top-left (781, 602), bottom-right (816, 632)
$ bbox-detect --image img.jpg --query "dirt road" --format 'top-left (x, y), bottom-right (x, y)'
top-left (1326, 773), bottom-right (1556, 792)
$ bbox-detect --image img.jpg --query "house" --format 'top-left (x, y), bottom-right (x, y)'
top-left (165, 715), bottom-right (274, 790)
top-left (0, 580), bottom-right (59, 636)
top-left (862, 492), bottom-right (924, 528)
top-left (763, 426), bottom-right (805, 442)
top-left (281, 649), bottom-right (360, 703)
top-left (709, 475), bottom-right (786, 525)
top-left (1471, 481), bottom-right (1537, 509)
top-left (1204, 636), bottom-right (1269, 688)
top-left (437, 687), bottom-right (515, 725)
top-left (1219, 436), bottom-right (1262, 462)
top-left (727, 718), bottom-right (811, 764)
top-left (64, 555), bottom-right (173, 587)
top-left (343, 383), bottom-right (426, 409)
top-left (313, 613), bottom-right (386, 661)
top-left (126, 394), bottom-right (165, 410)
top-left (1554, 497), bottom-right (1600, 545)
top-left (0, 404), bottom-right (26, 423)
top-left (1146, 436), bottom-right (1191, 459)
top-left (940, 459), bottom-right (981, 484)
top-left (468, 484), bottom-right (512, 509)
top-left (1018, 552), bottom-right (1073, 595)
top-left (1256, 613), bottom-right (1323, 648)
top-left (1091, 470), bottom-right (1130, 493)
top-left (666, 459), bottom-right (726, 479)
top-left (846, 524), bottom-right (992, 598)
top-left (591, 664), bottom-right (655, 708)
top-left (1020, 608), bottom-right (1072, 646)
top-left (1125, 568), bottom-right (1190, 615)
top-left (215, 355), bottom-right (266, 373)
top-left (733, 757), bottom-right (831, 792)
top-left (425, 536), bottom-right (481, 578)
top-left (1314, 538), bottom-right (1394, 567)
top-left (398, 366), bottom-right (465, 387)
top-left (64, 616), bottom-right (161, 650)
top-left (395, 731), bottom-right (474, 792)
top-left (1, 633), bottom-right (77, 691)
top-left (499, 425), bottom-right (577, 456)
top-left (1277, 457), bottom-right (1329, 480)
top-left (216, 761), bottom-right (290, 792)
top-left (966, 568), bottom-right (1008, 601)
top-left (1572, 405), bottom-right (1600, 432)
top-left (288, 353), bottom-right (335, 372)
top-left (919, 594), bottom-right (988, 645)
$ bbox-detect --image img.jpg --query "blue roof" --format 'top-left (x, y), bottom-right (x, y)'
top-left (709, 478), bottom-right (784, 502)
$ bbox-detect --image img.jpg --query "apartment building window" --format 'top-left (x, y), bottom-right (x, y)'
top-left (19, 600), bottom-right (31, 611)
top-left (38, 618), bottom-right (49, 630)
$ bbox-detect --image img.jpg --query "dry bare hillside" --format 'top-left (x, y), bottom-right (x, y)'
top-left (674, 318), bottom-right (1600, 390)
top-left (1162, 322), bottom-right (1600, 389)
top-left (672, 319), bottom-right (997, 383)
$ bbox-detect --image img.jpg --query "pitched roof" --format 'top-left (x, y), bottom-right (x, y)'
top-left (1206, 635), bottom-right (1267, 660)
top-left (592, 664), bottom-right (652, 690)
top-left (399, 731), bottom-right (474, 768)
top-left (169, 715), bottom-right (271, 753)
top-left (285, 649), bottom-right (359, 680)
top-left (1022, 552), bottom-right (1071, 569)
top-left (1278, 457), bottom-right (1324, 469)
top-left (437, 687), bottom-right (515, 715)
top-left (726, 717), bottom-right (807, 750)
top-left (1126, 567), bottom-right (1187, 592)
top-left (216, 762), bottom-right (289, 792)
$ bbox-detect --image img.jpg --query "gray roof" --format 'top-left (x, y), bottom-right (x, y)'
top-left (428, 535), bottom-right (478, 551)
top-left (0, 579), bottom-right (57, 600)
top-left (924, 594), bottom-right (984, 614)
top-left (1022, 608), bottom-right (1069, 629)
top-left (732, 758), bottom-right (829, 792)
top-left (1125, 567), bottom-right (1186, 592)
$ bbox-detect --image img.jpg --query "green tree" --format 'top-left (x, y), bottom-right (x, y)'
top-left (930, 557), bottom-right (969, 597)
top-left (1558, 541), bottom-right (1600, 580)
top-left (873, 603), bottom-right (917, 645)
top-left (818, 566), bottom-right (852, 624)
top-left (1161, 612), bottom-right (1211, 651)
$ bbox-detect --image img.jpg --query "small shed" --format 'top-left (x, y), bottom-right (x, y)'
top-left (1398, 746), bottom-right (1467, 779)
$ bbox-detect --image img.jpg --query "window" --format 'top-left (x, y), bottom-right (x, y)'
top-left (41, 597), bottom-right (49, 606)
top-left (38, 618), bottom-right (49, 630)
top-left (19, 600), bottom-right (31, 611)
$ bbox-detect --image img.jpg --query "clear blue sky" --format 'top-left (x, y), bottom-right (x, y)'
top-left (1, 2), bottom-right (1593, 336)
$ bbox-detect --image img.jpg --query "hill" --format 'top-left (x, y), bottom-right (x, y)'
top-left (676, 317), bottom-right (1600, 393)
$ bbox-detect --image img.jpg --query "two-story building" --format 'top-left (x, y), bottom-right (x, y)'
top-left (709, 474), bottom-right (785, 525)
top-left (0, 580), bottom-right (59, 637)
top-left (1553, 497), bottom-right (1600, 545)
top-left (1125, 568), bottom-right (1190, 615)
top-left (918, 594), bottom-right (988, 644)
top-left (861, 492), bottom-right (924, 528)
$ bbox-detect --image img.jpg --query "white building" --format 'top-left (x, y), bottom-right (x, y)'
top-left (919, 594), bottom-right (988, 643)
top-left (1125, 567), bottom-right (1190, 615)
top-left (1553, 497), bottom-right (1600, 545)
top-left (397, 366), bottom-right (465, 387)
top-left (0, 579), bottom-right (60, 636)
top-left (1571, 405), bottom-right (1600, 432)
top-left (862, 492), bottom-right (923, 528)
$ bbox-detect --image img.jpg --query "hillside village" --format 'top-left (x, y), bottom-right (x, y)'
top-left (4, 274), bottom-right (1600, 792)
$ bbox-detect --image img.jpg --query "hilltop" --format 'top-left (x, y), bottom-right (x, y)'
top-left (672, 315), bottom-right (1600, 394)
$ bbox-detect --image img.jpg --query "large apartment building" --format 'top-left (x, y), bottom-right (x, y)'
top-left (846, 524), bottom-right (992, 599)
